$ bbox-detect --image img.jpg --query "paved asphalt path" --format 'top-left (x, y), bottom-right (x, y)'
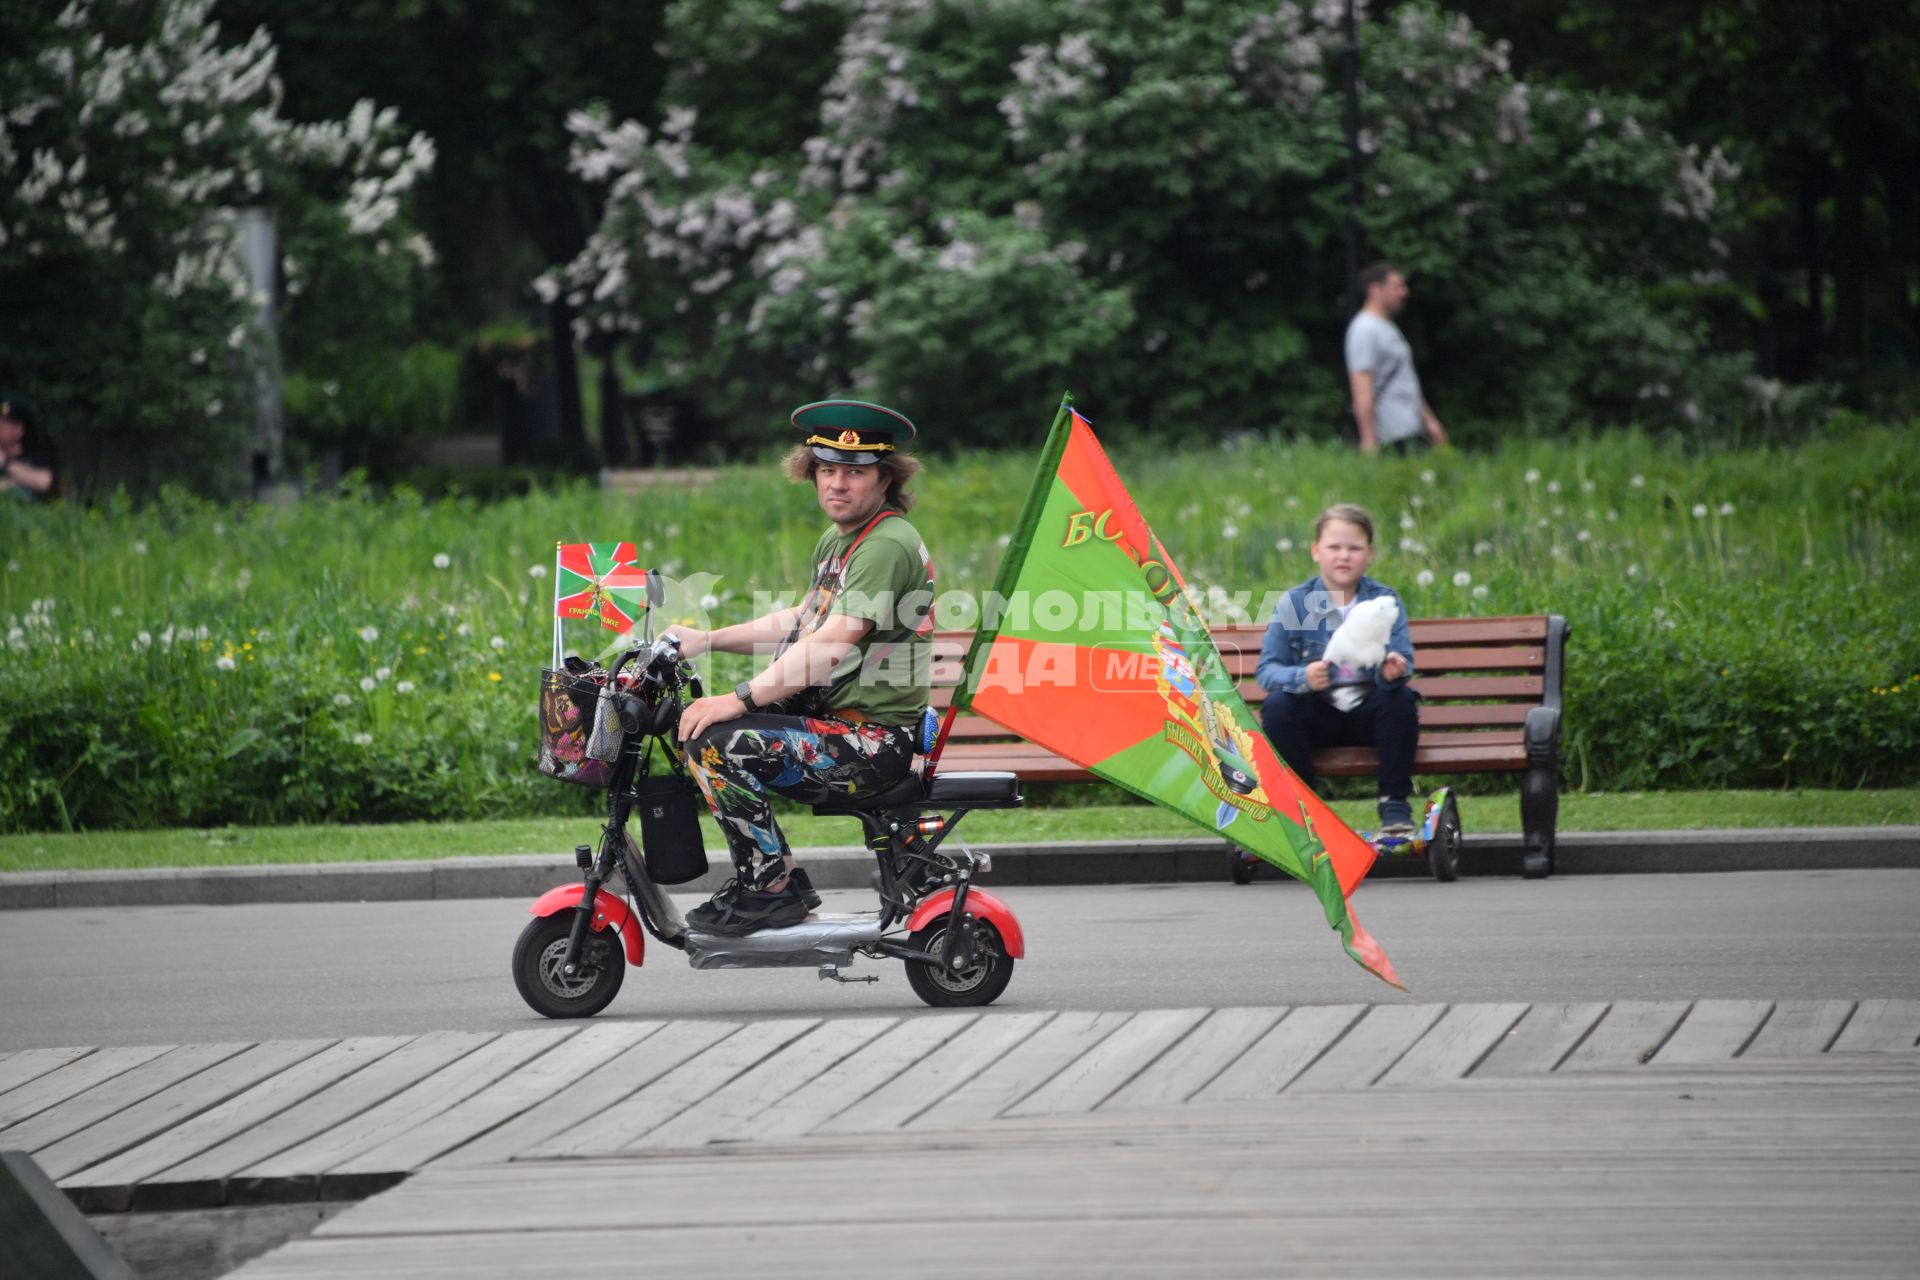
top-left (2, 870), bottom-right (1916, 1050)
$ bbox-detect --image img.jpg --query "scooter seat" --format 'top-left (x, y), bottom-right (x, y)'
top-left (808, 770), bottom-right (1023, 816)
top-left (810, 774), bottom-right (927, 816)
top-left (925, 771), bottom-right (1021, 808)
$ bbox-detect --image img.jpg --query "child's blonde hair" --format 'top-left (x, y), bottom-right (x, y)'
top-left (1312, 503), bottom-right (1375, 545)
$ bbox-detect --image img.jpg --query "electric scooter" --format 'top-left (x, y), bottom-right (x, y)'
top-left (513, 634), bottom-right (1026, 1017)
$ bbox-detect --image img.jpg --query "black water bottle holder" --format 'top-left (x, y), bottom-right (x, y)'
top-left (634, 773), bottom-right (708, 885)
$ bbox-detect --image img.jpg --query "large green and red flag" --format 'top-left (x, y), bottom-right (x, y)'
top-left (956, 397), bottom-right (1402, 988)
top-left (554, 542), bottom-right (650, 632)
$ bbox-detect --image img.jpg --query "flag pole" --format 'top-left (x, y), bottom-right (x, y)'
top-left (551, 542), bottom-right (563, 668)
top-left (954, 392), bottom-right (1077, 713)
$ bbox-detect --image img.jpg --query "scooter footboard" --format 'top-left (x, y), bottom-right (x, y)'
top-left (528, 884), bottom-right (646, 966)
top-left (906, 887), bottom-right (1025, 958)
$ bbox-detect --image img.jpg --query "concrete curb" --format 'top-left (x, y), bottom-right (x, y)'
top-left (3, 826), bottom-right (1917, 911)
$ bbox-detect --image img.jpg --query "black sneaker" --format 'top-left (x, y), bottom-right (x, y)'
top-left (688, 878), bottom-right (812, 937)
top-left (788, 866), bottom-right (823, 911)
top-left (1377, 797), bottom-right (1416, 838)
top-left (685, 877), bottom-right (745, 932)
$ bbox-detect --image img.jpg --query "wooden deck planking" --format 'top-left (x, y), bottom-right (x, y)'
top-left (1288, 1003), bottom-right (1450, 1091)
top-left (1470, 1002), bottom-right (1610, 1077)
top-left (226, 1056), bottom-right (1920, 1280)
top-left (1190, 1004), bottom-right (1366, 1101)
top-left (1831, 999), bottom-right (1920, 1053)
top-left (0, 1044), bottom-right (171, 1130)
top-left (238, 1030), bottom-right (578, 1182)
top-left (907, 1011), bottom-right (1134, 1128)
top-left (1099, 1007), bottom-right (1290, 1111)
top-left (635, 1018), bottom-right (898, 1150)
top-left (161, 1031), bottom-right (485, 1192)
top-left (1375, 1002), bottom-right (1529, 1087)
top-left (0, 1045), bottom-right (95, 1098)
top-left (1649, 1000), bottom-right (1774, 1064)
top-left (811, 1011), bottom-right (1055, 1135)
top-left (527, 1019), bottom-right (818, 1157)
top-left (1742, 1000), bottom-right (1858, 1058)
top-left (34, 1040), bottom-right (334, 1182)
top-left (1, 1042), bottom-right (252, 1155)
top-left (728, 1015), bottom-right (981, 1142)
top-left (80, 1037), bottom-right (415, 1196)
top-left (1004, 1008), bottom-right (1211, 1116)
top-left (329, 1023), bottom-right (663, 1175)
top-left (1558, 1001), bottom-right (1692, 1072)
top-left (430, 1020), bottom-right (738, 1170)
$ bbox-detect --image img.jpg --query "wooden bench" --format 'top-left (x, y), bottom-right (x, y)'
top-left (929, 615), bottom-right (1570, 876)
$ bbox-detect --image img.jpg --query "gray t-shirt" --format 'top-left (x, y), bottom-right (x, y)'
top-left (1344, 310), bottom-right (1423, 444)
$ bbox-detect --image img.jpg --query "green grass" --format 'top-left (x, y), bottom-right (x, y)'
top-left (2, 789), bottom-right (1915, 873)
top-left (3, 422), bottom-right (1917, 833)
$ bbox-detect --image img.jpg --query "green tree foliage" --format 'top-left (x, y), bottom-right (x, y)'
top-left (0, 0), bottom-right (435, 496)
top-left (551, 0), bottom-right (1752, 443)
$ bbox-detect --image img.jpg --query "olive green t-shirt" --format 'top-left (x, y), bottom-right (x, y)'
top-left (794, 513), bottom-right (934, 727)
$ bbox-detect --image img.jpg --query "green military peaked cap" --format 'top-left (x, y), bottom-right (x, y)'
top-left (791, 399), bottom-right (916, 464)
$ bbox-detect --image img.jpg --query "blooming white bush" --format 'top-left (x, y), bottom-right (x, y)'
top-left (0, 0), bottom-right (434, 494)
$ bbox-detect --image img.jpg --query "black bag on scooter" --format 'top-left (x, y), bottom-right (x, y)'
top-left (635, 773), bottom-right (708, 884)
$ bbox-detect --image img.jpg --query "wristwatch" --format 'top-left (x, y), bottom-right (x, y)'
top-left (734, 681), bottom-right (759, 713)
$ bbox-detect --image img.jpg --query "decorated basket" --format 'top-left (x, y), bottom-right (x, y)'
top-left (536, 541), bottom-right (655, 789)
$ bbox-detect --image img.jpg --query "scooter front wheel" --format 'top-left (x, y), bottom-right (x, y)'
top-left (513, 914), bottom-right (625, 1019)
top-left (904, 918), bottom-right (1013, 1008)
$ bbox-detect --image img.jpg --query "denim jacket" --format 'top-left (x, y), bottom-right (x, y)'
top-left (1255, 574), bottom-right (1416, 696)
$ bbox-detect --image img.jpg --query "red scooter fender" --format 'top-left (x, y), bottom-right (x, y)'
top-left (528, 884), bottom-right (645, 966)
top-left (906, 887), bottom-right (1025, 958)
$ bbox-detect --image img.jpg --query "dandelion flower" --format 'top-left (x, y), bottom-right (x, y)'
top-left (456, 623), bottom-right (473, 638)
top-left (1581, 480), bottom-right (1595, 493)
top-left (1627, 564), bottom-right (1640, 577)
top-left (359, 625), bottom-right (380, 642)
top-left (1409, 495), bottom-right (1423, 509)
top-left (1546, 480), bottom-right (1561, 494)
top-left (1471, 584), bottom-right (1489, 599)
top-left (396, 680), bottom-right (415, 694)
top-left (1577, 529), bottom-right (1592, 542)
top-left (1630, 474), bottom-right (1646, 488)
top-left (1718, 502), bottom-right (1735, 516)
top-left (1452, 571), bottom-right (1471, 587)
top-left (1420, 469), bottom-right (1436, 485)
top-left (1275, 538), bottom-right (1293, 553)
top-left (488, 671), bottom-right (503, 682)
top-left (1524, 468), bottom-right (1540, 485)
top-left (216, 655), bottom-right (237, 671)
top-left (700, 593), bottom-right (720, 610)
top-left (353, 732), bottom-right (374, 746)
top-left (133, 540), bottom-right (149, 555)
top-left (136, 631), bottom-right (152, 648)
top-left (432, 553), bottom-right (451, 569)
top-left (1400, 513), bottom-right (1416, 530)
top-left (1473, 540), bottom-right (1492, 556)
top-left (1691, 504), bottom-right (1707, 518)
top-left (490, 635), bottom-right (507, 651)
top-left (996, 533), bottom-right (1011, 548)
top-left (1416, 569), bottom-right (1435, 587)
top-left (360, 676), bottom-right (377, 692)
top-left (4, 560), bottom-right (17, 573)
top-left (375, 666), bottom-right (391, 681)
top-left (1220, 521), bottom-right (1240, 539)
top-left (528, 564), bottom-right (547, 578)
top-left (334, 692), bottom-right (352, 707)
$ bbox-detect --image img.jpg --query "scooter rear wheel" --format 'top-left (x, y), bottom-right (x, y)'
top-left (513, 914), bottom-right (625, 1019)
top-left (904, 918), bottom-right (1013, 1008)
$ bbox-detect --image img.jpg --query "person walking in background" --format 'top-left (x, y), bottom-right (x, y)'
top-left (0, 392), bottom-right (56, 500)
top-left (1345, 263), bottom-right (1448, 455)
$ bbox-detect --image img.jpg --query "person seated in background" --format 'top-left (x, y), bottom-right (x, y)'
top-left (0, 392), bottom-right (56, 500)
top-left (1256, 503), bottom-right (1420, 836)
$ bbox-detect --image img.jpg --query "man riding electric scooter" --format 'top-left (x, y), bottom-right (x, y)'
top-left (667, 401), bottom-right (937, 936)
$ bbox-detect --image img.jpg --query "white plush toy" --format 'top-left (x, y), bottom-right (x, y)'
top-left (1321, 596), bottom-right (1399, 712)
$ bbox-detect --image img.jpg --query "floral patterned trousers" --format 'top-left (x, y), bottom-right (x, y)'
top-left (682, 714), bottom-right (917, 886)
